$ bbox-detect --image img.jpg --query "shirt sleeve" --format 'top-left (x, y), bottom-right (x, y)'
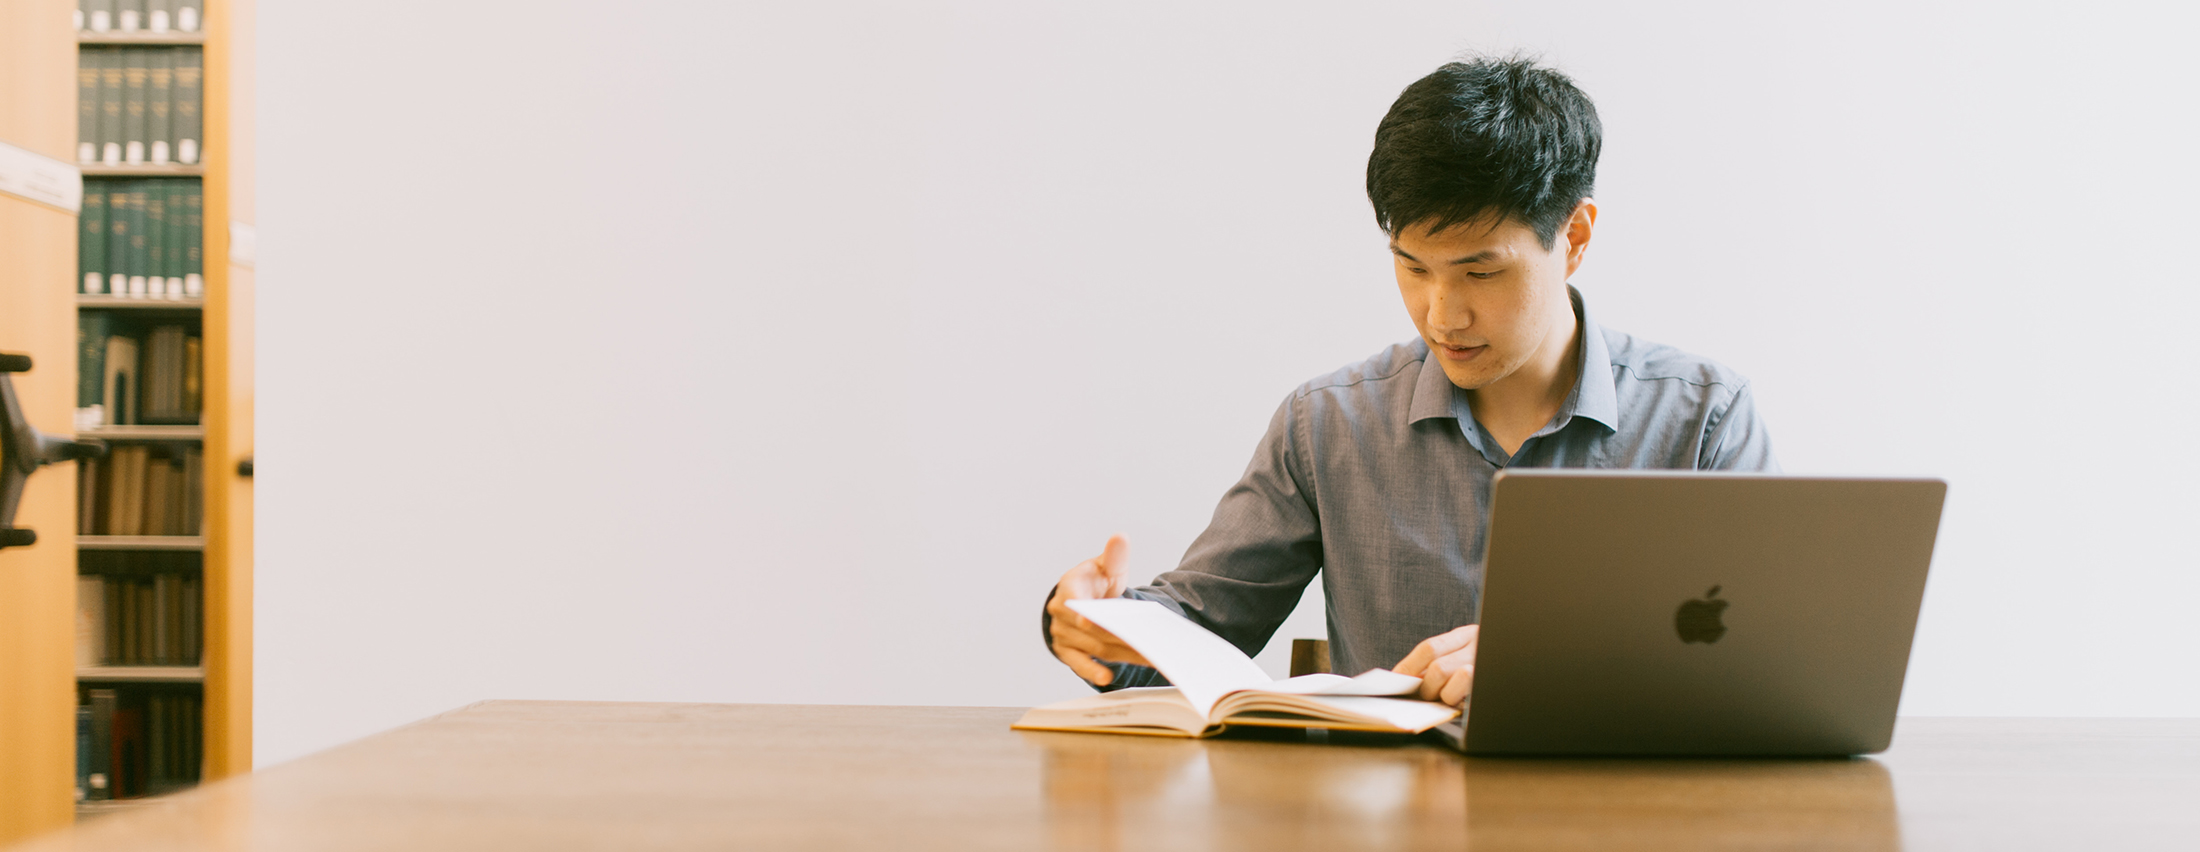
top-left (1127, 390), bottom-right (1327, 657)
top-left (1038, 390), bottom-right (1325, 692)
top-left (1700, 382), bottom-right (1781, 472)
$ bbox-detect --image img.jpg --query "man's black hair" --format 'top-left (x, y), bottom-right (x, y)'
top-left (1367, 56), bottom-right (1601, 250)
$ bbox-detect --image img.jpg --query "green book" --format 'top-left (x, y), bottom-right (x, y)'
top-left (171, 49), bottom-right (201, 165)
top-left (106, 185), bottom-right (130, 294)
top-left (98, 48), bottom-right (123, 165)
top-left (147, 50), bottom-right (171, 165)
top-left (127, 184), bottom-right (149, 296)
top-left (144, 183), bottom-right (167, 298)
top-left (78, 50), bottom-right (99, 163)
top-left (163, 181), bottom-right (187, 295)
top-left (78, 313), bottom-right (111, 411)
top-left (123, 48), bottom-right (147, 165)
top-left (81, 183), bottom-right (107, 294)
top-left (173, 0), bottom-right (198, 33)
top-left (181, 183), bottom-right (202, 296)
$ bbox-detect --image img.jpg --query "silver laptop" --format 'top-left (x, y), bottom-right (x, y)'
top-left (1447, 470), bottom-right (1946, 756)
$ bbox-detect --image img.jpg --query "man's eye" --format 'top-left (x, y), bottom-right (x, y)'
top-left (1467, 271), bottom-right (1498, 280)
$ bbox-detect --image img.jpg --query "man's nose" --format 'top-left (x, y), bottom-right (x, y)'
top-left (1428, 289), bottom-right (1473, 333)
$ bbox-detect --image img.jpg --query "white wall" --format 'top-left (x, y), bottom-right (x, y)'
top-left (256, 0), bottom-right (2200, 766)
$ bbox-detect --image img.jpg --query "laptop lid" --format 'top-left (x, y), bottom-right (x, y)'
top-left (1460, 471), bottom-right (1946, 756)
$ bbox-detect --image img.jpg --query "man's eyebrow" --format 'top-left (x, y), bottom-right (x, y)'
top-left (1390, 244), bottom-right (1500, 266)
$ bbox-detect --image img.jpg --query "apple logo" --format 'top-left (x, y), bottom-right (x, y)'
top-left (1674, 585), bottom-right (1729, 644)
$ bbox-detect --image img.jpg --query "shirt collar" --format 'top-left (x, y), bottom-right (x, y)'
top-left (1406, 285), bottom-right (1620, 434)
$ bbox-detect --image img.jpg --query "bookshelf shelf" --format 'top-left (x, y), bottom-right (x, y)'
top-left (78, 33), bottom-right (207, 46)
top-left (75, 295), bottom-right (204, 310)
top-left (80, 163), bottom-right (205, 177)
top-left (76, 536), bottom-right (207, 552)
top-left (80, 425), bottom-right (205, 441)
top-left (75, 666), bottom-right (205, 684)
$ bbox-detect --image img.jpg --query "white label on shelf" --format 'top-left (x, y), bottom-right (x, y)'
top-left (75, 407), bottom-right (105, 433)
top-left (179, 7), bottom-right (200, 32)
top-left (151, 10), bottom-right (170, 33)
top-left (0, 138), bottom-right (83, 213)
top-left (129, 275), bottom-right (148, 296)
top-left (120, 10), bottom-right (139, 32)
top-left (109, 273), bottom-right (127, 294)
top-left (91, 10), bottom-right (110, 32)
top-left (102, 142), bottom-right (120, 166)
top-left (125, 141), bottom-right (143, 165)
top-left (177, 139), bottom-right (198, 165)
top-left (230, 222), bottom-right (258, 268)
top-left (151, 141), bottom-right (170, 165)
top-left (74, 9), bottom-right (83, 30)
top-left (84, 272), bottom-right (101, 294)
top-left (184, 273), bottom-right (203, 297)
top-left (166, 277), bottom-right (184, 298)
top-left (78, 142), bottom-right (95, 164)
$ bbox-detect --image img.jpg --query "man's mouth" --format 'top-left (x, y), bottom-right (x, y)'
top-left (1437, 342), bottom-right (1487, 361)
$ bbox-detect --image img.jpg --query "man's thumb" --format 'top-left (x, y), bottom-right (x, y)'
top-left (1098, 534), bottom-right (1130, 595)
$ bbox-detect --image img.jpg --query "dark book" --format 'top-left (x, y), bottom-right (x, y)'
top-left (102, 579), bottom-right (125, 662)
top-left (147, 49), bottom-right (172, 165)
top-left (126, 184), bottom-right (149, 296)
top-left (87, 689), bottom-right (116, 800)
top-left (181, 573), bottom-right (200, 663)
top-left (164, 181), bottom-right (187, 295)
top-left (144, 186), bottom-right (167, 301)
top-left (78, 458), bottom-right (100, 535)
top-left (181, 183), bottom-right (203, 295)
top-left (103, 333), bottom-right (139, 426)
top-left (111, 704), bottom-right (142, 797)
top-left (171, 49), bottom-right (201, 165)
top-left (80, 186), bottom-right (106, 294)
top-left (143, 324), bottom-right (190, 422)
top-left (76, 705), bottom-right (93, 802)
top-left (98, 48), bottom-right (123, 165)
top-left (123, 48), bottom-right (147, 165)
top-left (78, 312), bottom-right (111, 413)
top-left (78, 49), bottom-right (100, 163)
top-left (104, 184), bottom-right (128, 294)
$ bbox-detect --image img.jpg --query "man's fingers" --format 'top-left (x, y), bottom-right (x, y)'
top-left (1440, 664), bottom-right (1475, 706)
top-left (1425, 624), bottom-right (1479, 657)
top-left (1096, 535), bottom-right (1130, 597)
top-left (1395, 644), bottom-right (1434, 677)
top-left (1055, 647), bottom-right (1115, 686)
top-left (1052, 622), bottom-right (1154, 669)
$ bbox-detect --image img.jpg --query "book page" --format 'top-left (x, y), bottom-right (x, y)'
top-left (1067, 599), bottom-right (1272, 717)
top-left (1250, 668), bottom-right (1424, 697)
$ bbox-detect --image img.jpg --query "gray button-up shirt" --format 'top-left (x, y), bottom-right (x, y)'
top-left (1079, 287), bottom-right (1778, 688)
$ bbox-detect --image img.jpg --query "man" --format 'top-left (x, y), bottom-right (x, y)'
top-left (1044, 57), bottom-right (1777, 706)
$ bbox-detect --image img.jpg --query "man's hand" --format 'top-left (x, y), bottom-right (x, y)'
top-left (1394, 624), bottom-right (1479, 706)
top-left (1046, 535), bottom-right (1153, 686)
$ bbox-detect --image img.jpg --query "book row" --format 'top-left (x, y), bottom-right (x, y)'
top-left (74, 0), bottom-right (205, 35)
top-left (75, 567), bottom-right (203, 666)
top-left (78, 686), bottom-right (201, 801)
top-left (77, 46), bottom-right (203, 167)
top-left (80, 178), bottom-right (204, 298)
top-left (78, 314), bottom-right (201, 429)
top-left (78, 443), bottom-right (205, 537)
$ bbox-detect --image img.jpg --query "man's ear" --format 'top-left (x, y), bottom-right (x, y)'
top-left (1563, 198), bottom-right (1598, 277)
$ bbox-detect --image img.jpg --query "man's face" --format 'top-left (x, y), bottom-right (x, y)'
top-left (1392, 205), bottom-right (1593, 392)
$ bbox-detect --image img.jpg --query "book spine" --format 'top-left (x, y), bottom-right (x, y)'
top-left (181, 572), bottom-right (200, 663)
top-left (80, 183), bottom-right (106, 294)
top-left (78, 51), bottom-right (99, 163)
top-left (77, 457), bottom-right (99, 533)
top-left (147, 50), bottom-right (171, 165)
top-left (181, 183), bottom-right (202, 295)
top-left (123, 48), bottom-right (146, 165)
top-left (77, 575), bottom-right (107, 668)
top-left (104, 335), bottom-right (137, 426)
top-left (127, 183), bottom-right (148, 296)
top-left (152, 573), bottom-right (173, 664)
top-left (87, 689), bottom-right (116, 800)
top-left (144, 186), bottom-right (166, 303)
top-left (77, 312), bottom-right (110, 412)
top-left (76, 705), bottom-right (92, 802)
top-left (105, 184), bottom-right (129, 294)
top-left (164, 181), bottom-right (185, 295)
top-left (182, 336), bottom-right (200, 419)
top-left (171, 50), bottom-right (201, 165)
top-left (99, 48), bottom-right (122, 165)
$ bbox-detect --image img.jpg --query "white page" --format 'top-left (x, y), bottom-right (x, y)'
top-left (1067, 599), bottom-right (1272, 717)
top-left (1253, 669), bottom-right (1424, 697)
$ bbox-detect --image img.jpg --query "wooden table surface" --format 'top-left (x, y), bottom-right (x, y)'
top-left (12, 702), bottom-right (2200, 851)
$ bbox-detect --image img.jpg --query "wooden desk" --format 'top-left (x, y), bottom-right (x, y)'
top-left (12, 702), bottom-right (2199, 851)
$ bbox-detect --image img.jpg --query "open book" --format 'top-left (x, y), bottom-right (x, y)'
top-left (1013, 599), bottom-right (1459, 738)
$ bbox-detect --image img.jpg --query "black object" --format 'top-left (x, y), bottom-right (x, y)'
top-left (236, 456), bottom-right (252, 478)
top-left (1, 352), bottom-right (108, 551)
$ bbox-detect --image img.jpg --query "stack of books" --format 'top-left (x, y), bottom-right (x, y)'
top-left (76, 46), bottom-right (202, 168)
top-left (77, 687), bottom-right (201, 801)
top-left (77, 313), bottom-right (202, 429)
top-left (75, 562), bottom-right (203, 667)
top-left (79, 179), bottom-right (204, 298)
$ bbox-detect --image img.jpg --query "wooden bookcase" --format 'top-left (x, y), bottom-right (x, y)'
top-left (0, 0), bottom-right (252, 840)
